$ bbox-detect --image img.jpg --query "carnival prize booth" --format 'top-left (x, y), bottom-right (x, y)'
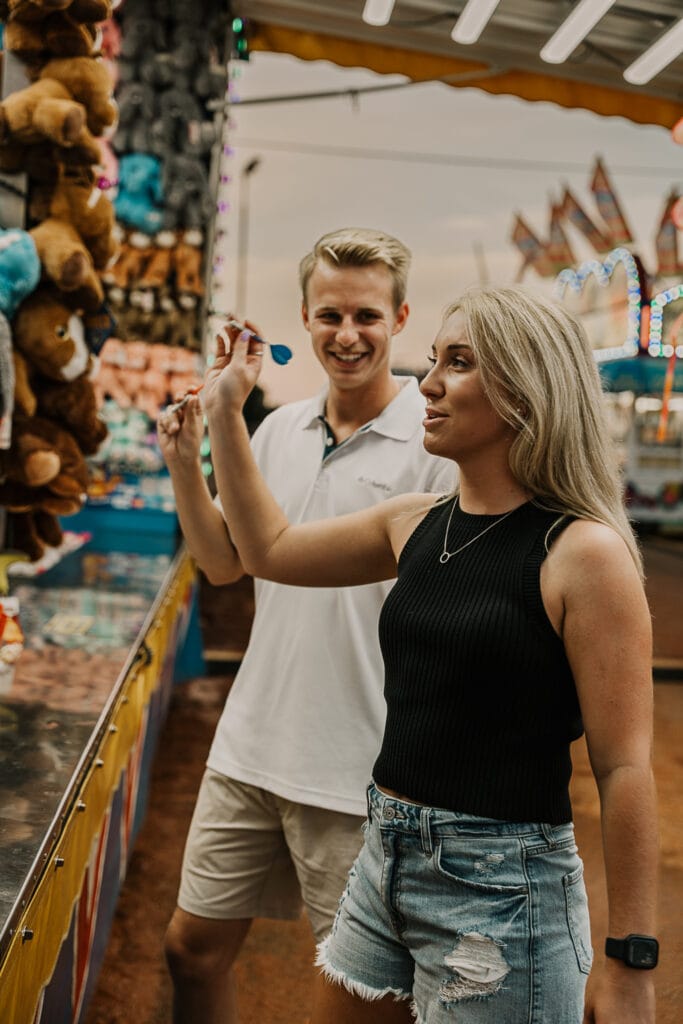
top-left (0, 3), bottom-right (246, 1020)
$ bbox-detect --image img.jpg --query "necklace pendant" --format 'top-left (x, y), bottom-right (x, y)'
top-left (439, 552), bottom-right (451, 564)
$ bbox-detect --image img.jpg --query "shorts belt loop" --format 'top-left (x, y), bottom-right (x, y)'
top-left (541, 822), bottom-right (556, 848)
top-left (366, 784), bottom-right (373, 823)
top-left (420, 807), bottom-right (433, 858)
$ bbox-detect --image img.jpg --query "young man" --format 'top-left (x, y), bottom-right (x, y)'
top-left (158, 228), bottom-right (456, 1022)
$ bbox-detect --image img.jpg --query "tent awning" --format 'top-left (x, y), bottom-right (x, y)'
top-left (248, 2), bottom-right (683, 131)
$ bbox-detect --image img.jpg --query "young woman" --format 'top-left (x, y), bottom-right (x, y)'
top-left (202, 286), bottom-right (657, 1024)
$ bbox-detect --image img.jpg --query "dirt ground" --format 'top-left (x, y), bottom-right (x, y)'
top-left (84, 540), bottom-right (683, 1024)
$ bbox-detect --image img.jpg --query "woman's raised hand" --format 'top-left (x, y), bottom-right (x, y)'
top-left (202, 318), bottom-right (265, 418)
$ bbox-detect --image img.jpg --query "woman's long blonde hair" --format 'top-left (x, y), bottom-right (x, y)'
top-left (445, 286), bottom-right (643, 577)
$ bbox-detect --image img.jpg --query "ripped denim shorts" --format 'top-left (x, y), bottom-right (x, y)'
top-left (316, 781), bottom-right (592, 1024)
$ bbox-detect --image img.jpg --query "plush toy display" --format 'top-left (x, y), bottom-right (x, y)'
top-left (114, 152), bottom-right (163, 234)
top-left (92, 336), bottom-right (202, 417)
top-left (0, 0), bottom-right (233, 562)
top-left (0, 228), bottom-right (41, 319)
top-left (0, 0), bottom-right (123, 562)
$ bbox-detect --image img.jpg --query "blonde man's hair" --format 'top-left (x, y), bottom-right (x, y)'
top-left (299, 227), bottom-right (411, 311)
top-left (444, 285), bottom-right (643, 577)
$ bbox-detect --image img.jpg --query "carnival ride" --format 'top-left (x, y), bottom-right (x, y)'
top-left (511, 139), bottom-right (683, 525)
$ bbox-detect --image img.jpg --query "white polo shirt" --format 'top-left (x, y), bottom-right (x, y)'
top-left (207, 376), bottom-right (456, 816)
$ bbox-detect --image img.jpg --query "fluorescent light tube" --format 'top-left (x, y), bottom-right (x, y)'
top-left (540, 0), bottom-right (616, 64)
top-left (624, 18), bottom-right (683, 84)
top-left (451, 0), bottom-right (502, 44)
top-left (362, 0), bottom-right (395, 26)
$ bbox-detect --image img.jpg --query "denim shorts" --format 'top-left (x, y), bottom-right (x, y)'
top-left (316, 781), bottom-right (592, 1024)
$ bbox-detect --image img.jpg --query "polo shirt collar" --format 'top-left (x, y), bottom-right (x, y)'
top-left (302, 376), bottom-right (420, 442)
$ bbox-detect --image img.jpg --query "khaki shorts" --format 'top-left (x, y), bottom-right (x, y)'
top-left (177, 768), bottom-right (366, 941)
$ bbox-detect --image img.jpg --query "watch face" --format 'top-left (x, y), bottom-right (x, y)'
top-left (628, 937), bottom-right (659, 968)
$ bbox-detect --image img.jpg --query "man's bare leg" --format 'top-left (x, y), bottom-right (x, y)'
top-left (165, 908), bottom-right (252, 1024)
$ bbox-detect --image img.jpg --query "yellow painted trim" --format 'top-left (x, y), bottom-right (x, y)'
top-left (0, 554), bottom-right (196, 1023)
top-left (250, 23), bottom-right (682, 130)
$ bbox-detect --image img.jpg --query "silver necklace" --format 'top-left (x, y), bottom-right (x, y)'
top-left (439, 497), bottom-right (517, 564)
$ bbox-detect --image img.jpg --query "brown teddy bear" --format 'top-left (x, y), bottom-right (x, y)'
top-left (2, 2), bottom-right (113, 61)
top-left (12, 288), bottom-right (107, 454)
top-left (30, 217), bottom-right (104, 310)
top-left (39, 55), bottom-right (117, 138)
top-left (0, 53), bottom-right (115, 159)
top-left (36, 372), bottom-right (108, 454)
top-left (48, 166), bottom-right (117, 270)
top-left (0, 414), bottom-right (89, 560)
top-left (0, 413), bottom-right (88, 498)
top-left (12, 286), bottom-right (94, 383)
top-left (0, 77), bottom-right (91, 148)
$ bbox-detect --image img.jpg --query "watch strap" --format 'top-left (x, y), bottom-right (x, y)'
top-left (605, 934), bottom-right (659, 969)
top-left (605, 937), bottom-right (626, 959)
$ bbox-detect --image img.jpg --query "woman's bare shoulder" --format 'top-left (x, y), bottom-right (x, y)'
top-left (546, 517), bottom-right (643, 600)
top-left (551, 518), bottom-right (634, 567)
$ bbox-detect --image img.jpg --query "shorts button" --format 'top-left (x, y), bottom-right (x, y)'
top-left (384, 807), bottom-right (395, 820)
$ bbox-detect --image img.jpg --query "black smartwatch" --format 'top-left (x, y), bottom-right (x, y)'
top-left (605, 934), bottom-right (659, 969)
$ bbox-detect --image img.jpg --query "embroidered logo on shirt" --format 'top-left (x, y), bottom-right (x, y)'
top-left (357, 476), bottom-right (394, 493)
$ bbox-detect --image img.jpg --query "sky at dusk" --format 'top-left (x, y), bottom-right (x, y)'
top-left (214, 51), bottom-right (682, 407)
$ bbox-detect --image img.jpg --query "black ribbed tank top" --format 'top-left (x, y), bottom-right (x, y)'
top-left (373, 497), bottom-right (583, 825)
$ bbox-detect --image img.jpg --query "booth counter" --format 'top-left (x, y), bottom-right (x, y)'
top-left (0, 539), bottom-right (202, 1024)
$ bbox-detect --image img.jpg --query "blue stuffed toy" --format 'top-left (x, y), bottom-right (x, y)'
top-left (114, 153), bottom-right (165, 235)
top-left (0, 229), bottom-right (41, 320)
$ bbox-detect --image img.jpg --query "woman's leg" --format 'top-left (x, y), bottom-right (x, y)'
top-left (311, 974), bottom-right (414, 1024)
